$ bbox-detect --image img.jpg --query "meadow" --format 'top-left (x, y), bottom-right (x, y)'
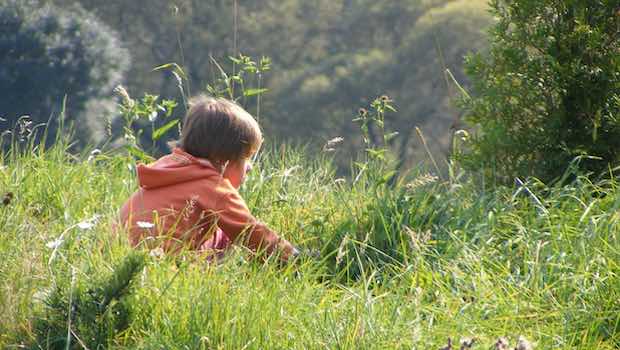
top-left (0, 130), bottom-right (618, 349)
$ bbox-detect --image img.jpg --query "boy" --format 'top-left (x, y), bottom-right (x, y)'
top-left (119, 96), bottom-right (298, 262)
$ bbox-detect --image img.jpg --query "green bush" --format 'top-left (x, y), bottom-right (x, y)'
top-left (459, 0), bottom-right (620, 183)
top-left (0, 0), bottom-right (129, 145)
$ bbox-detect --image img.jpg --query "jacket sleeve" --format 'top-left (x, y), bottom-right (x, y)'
top-left (207, 179), bottom-right (295, 259)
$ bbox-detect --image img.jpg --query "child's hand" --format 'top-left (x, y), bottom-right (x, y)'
top-left (283, 245), bottom-right (320, 264)
top-left (275, 238), bottom-right (298, 263)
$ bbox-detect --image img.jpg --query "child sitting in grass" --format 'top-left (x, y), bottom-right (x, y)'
top-left (119, 95), bottom-right (298, 262)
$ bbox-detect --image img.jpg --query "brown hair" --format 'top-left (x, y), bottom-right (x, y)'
top-left (179, 95), bottom-right (262, 163)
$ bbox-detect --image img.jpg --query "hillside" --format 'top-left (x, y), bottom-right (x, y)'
top-left (0, 140), bottom-right (618, 349)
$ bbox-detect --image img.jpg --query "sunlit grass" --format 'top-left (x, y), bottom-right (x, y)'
top-left (0, 140), bottom-right (618, 349)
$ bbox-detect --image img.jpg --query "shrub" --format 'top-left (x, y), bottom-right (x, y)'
top-left (459, 0), bottom-right (620, 183)
top-left (0, 0), bottom-right (130, 145)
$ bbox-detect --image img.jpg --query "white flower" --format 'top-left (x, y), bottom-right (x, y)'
top-left (516, 336), bottom-right (533, 350)
top-left (46, 238), bottom-right (64, 249)
top-left (282, 165), bottom-right (301, 178)
top-left (137, 221), bottom-right (155, 229)
top-left (76, 214), bottom-right (101, 230)
top-left (149, 247), bottom-right (165, 258)
top-left (148, 111), bottom-right (158, 122)
top-left (454, 129), bottom-right (470, 141)
top-left (87, 149), bottom-right (102, 162)
top-left (323, 136), bottom-right (344, 152)
top-left (77, 221), bottom-right (94, 230)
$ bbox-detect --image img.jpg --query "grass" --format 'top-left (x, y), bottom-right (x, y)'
top-left (0, 137), bottom-right (619, 349)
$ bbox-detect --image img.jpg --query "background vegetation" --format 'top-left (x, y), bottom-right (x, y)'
top-left (3, 0), bottom-right (494, 169)
top-left (458, 0), bottom-right (620, 183)
top-left (1, 136), bottom-right (619, 349)
top-left (1, 0), bottom-right (619, 349)
top-left (0, 0), bottom-right (129, 146)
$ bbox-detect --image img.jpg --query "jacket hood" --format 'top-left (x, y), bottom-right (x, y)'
top-left (137, 148), bottom-right (220, 189)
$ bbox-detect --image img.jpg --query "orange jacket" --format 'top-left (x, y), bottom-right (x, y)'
top-left (119, 148), bottom-right (291, 257)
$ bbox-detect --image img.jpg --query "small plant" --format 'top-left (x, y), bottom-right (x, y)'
top-left (208, 54), bottom-right (272, 121)
top-left (353, 95), bottom-right (399, 185)
top-left (114, 86), bottom-right (178, 162)
top-left (32, 252), bottom-right (146, 349)
top-left (116, 54), bottom-right (270, 160)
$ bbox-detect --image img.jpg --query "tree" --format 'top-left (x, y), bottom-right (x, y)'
top-left (459, 0), bottom-right (620, 183)
top-left (267, 0), bottom-right (492, 170)
top-left (53, 0), bottom-right (492, 170)
top-left (0, 0), bottom-right (130, 145)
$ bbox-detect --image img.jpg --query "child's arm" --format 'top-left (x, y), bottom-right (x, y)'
top-left (207, 181), bottom-right (297, 261)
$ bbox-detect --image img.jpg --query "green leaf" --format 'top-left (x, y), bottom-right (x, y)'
top-left (366, 148), bottom-right (386, 160)
top-left (127, 145), bottom-right (154, 163)
top-left (152, 119), bottom-right (179, 141)
top-left (384, 132), bottom-right (399, 142)
top-left (152, 63), bottom-right (187, 80)
top-left (243, 88), bottom-right (269, 97)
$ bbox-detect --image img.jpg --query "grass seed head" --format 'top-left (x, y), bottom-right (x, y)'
top-left (2, 192), bottom-right (14, 206)
top-left (459, 337), bottom-right (475, 349)
top-left (494, 337), bottom-right (509, 350)
top-left (515, 336), bottom-right (533, 350)
top-left (439, 337), bottom-right (452, 350)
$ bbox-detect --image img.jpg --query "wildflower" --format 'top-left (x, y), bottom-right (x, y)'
top-left (77, 221), bottom-right (94, 230)
top-left (323, 136), bottom-right (344, 152)
top-left (137, 221), bottom-right (155, 229)
top-left (459, 338), bottom-right (475, 349)
top-left (282, 165), bottom-right (301, 178)
top-left (46, 238), bottom-right (64, 249)
top-left (454, 129), bottom-right (470, 141)
top-left (149, 247), bottom-right (165, 258)
top-left (515, 336), bottom-right (533, 350)
top-left (76, 214), bottom-right (101, 230)
top-left (87, 149), bottom-right (101, 162)
top-left (2, 192), bottom-right (13, 206)
top-left (357, 108), bottom-right (368, 117)
top-left (114, 85), bottom-right (135, 107)
top-left (379, 95), bottom-right (392, 103)
top-left (17, 116), bottom-right (33, 141)
top-left (494, 337), bottom-right (509, 350)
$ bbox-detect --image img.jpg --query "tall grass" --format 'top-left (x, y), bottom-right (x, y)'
top-left (0, 132), bottom-right (618, 349)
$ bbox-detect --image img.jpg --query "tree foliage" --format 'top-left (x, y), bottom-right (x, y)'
top-left (459, 0), bottom-right (620, 182)
top-left (54, 0), bottom-right (492, 168)
top-left (0, 0), bottom-right (129, 144)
